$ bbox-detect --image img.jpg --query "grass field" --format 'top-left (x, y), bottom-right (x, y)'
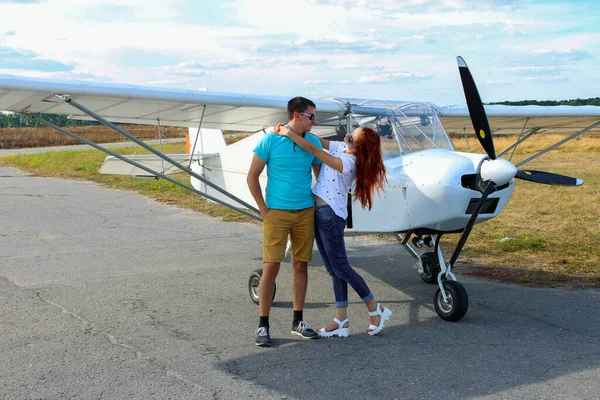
top-left (0, 127), bottom-right (598, 287)
top-left (0, 125), bottom-right (188, 149)
top-left (450, 134), bottom-right (600, 287)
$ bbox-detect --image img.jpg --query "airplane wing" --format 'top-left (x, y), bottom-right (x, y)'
top-left (0, 75), bottom-right (345, 136)
top-left (438, 104), bottom-right (600, 134)
top-left (2, 74), bottom-right (600, 136)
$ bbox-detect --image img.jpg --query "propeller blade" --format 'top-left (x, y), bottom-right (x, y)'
top-left (516, 170), bottom-right (583, 186)
top-left (457, 56), bottom-right (496, 160)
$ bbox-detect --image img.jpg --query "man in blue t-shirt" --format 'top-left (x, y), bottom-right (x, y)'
top-left (247, 96), bottom-right (323, 346)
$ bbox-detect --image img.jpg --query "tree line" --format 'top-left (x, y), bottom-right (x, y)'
top-left (0, 112), bottom-right (99, 128)
top-left (488, 97), bottom-right (600, 106)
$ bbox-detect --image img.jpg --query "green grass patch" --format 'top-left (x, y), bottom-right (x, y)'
top-left (464, 266), bottom-right (573, 287)
top-left (496, 236), bottom-right (545, 252)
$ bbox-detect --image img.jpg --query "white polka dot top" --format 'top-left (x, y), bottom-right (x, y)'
top-left (312, 141), bottom-right (357, 220)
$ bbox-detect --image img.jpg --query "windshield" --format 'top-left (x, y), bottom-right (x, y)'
top-left (352, 102), bottom-right (454, 159)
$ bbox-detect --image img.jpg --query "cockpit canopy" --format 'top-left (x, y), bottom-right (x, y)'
top-left (355, 102), bottom-right (454, 159)
top-left (325, 101), bottom-right (455, 159)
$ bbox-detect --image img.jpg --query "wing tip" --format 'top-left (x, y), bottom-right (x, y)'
top-left (457, 56), bottom-right (467, 68)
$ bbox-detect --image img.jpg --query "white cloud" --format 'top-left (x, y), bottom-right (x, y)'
top-left (525, 75), bottom-right (568, 82)
top-left (257, 38), bottom-right (402, 54)
top-left (0, 0), bottom-right (598, 105)
top-left (484, 80), bottom-right (506, 85)
top-left (303, 71), bottom-right (429, 85)
top-left (153, 62), bottom-right (211, 77)
top-left (334, 64), bottom-right (385, 70)
top-left (502, 66), bottom-right (561, 73)
top-left (304, 79), bottom-right (334, 85)
top-left (357, 71), bottom-right (429, 84)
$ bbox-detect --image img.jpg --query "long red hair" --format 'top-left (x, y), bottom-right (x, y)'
top-left (353, 127), bottom-right (386, 210)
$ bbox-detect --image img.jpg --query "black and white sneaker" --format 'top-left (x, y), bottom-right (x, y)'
top-left (291, 321), bottom-right (319, 339)
top-left (255, 326), bottom-right (271, 346)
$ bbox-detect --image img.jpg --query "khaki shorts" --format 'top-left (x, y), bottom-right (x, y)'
top-left (263, 207), bottom-right (315, 263)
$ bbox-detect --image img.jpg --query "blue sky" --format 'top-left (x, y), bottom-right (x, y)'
top-left (0, 0), bottom-right (598, 106)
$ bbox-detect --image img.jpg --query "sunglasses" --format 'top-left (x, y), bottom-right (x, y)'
top-left (299, 112), bottom-right (316, 121)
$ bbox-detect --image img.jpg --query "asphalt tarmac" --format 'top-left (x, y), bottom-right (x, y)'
top-left (1, 165), bottom-right (599, 399)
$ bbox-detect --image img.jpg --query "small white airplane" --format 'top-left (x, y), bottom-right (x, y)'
top-left (1, 57), bottom-right (599, 322)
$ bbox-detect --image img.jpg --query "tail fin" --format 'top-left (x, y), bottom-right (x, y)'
top-left (187, 127), bottom-right (226, 154)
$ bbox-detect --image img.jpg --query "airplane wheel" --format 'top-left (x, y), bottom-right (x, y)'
top-left (419, 252), bottom-right (440, 284)
top-left (434, 280), bottom-right (468, 322)
top-left (248, 269), bottom-right (276, 305)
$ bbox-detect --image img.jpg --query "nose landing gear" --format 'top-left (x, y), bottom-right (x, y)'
top-left (397, 232), bottom-right (469, 322)
top-left (434, 280), bottom-right (469, 322)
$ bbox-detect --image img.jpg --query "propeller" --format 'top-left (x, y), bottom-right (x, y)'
top-left (515, 170), bottom-right (583, 186)
top-left (446, 57), bottom-right (584, 272)
top-left (456, 56), bottom-right (583, 187)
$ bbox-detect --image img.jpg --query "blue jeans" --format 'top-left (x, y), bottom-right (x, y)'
top-left (314, 205), bottom-right (374, 308)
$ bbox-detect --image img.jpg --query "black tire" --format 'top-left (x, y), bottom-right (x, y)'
top-left (419, 252), bottom-right (441, 284)
top-left (433, 280), bottom-right (469, 322)
top-left (248, 269), bottom-right (276, 305)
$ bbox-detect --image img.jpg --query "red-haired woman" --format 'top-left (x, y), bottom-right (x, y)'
top-left (274, 124), bottom-right (392, 337)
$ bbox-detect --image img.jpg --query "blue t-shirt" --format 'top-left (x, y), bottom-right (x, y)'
top-left (253, 132), bottom-right (322, 210)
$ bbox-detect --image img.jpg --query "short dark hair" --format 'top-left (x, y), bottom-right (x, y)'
top-left (287, 96), bottom-right (316, 120)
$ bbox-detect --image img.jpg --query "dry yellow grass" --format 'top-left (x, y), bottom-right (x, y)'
top-left (0, 125), bottom-right (187, 148)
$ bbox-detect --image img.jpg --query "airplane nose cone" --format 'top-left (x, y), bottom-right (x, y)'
top-left (479, 158), bottom-right (517, 186)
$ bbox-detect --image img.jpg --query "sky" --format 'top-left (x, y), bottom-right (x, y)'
top-left (1, 0), bottom-right (599, 106)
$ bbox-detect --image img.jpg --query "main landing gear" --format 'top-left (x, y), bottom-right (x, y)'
top-left (248, 242), bottom-right (289, 305)
top-left (248, 269), bottom-right (277, 305)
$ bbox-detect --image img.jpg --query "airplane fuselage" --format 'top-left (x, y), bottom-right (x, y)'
top-left (348, 148), bottom-right (514, 234)
top-left (190, 133), bottom-right (515, 235)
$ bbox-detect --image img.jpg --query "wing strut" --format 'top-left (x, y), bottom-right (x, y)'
top-left (188, 105), bottom-right (206, 169)
top-left (157, 118), bottom-right (166, 174)
top-left (55, 94), bottom-right (261, 215)
top-left (515, 121), bottom-right (600, 167)
top-left (25, 112), bottom-right (262, 221)
top-left (501, 117), bottom-right (529, 162)
top-left (20, 96), bottom-right (263, 221)
top-left (497, 127), bottom-right (539, 159)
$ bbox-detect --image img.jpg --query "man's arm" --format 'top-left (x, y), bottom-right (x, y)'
top-left (273, 124), bottom-right (343, 172)
top-left (247, 153), bottom-right (269, 218)
top-left (318, 137), bottom-right (330, 149)
top-left (312, 163), bottom-right (321, 181)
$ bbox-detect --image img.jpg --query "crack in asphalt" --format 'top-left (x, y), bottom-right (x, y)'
top-left (0, 274), bottom-right (212, 396)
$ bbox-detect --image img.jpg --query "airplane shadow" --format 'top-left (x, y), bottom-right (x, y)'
top-left (227, 239), bottom-right (600, 398)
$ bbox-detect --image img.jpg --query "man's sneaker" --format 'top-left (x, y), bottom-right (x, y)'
top-left (291, 321), bottom-right (319, 339)
top-left (255, 326), bottom-right (271, 346)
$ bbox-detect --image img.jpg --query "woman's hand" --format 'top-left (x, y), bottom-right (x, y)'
top-left (272, 123), bottom-right (292, 136)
